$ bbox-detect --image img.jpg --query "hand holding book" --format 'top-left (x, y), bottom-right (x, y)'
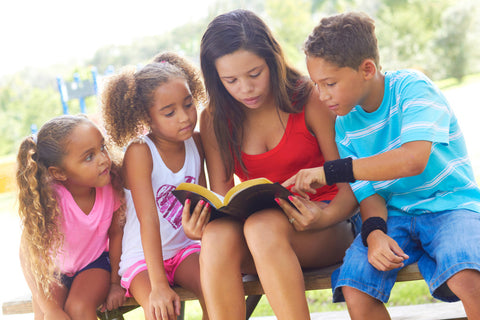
top-left (181, 198), bottom-right (211, 239)
top-left (173, 177), bottom-right (292, 221)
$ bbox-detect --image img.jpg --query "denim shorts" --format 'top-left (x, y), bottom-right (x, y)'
top-left (332, 209), bottom-right (480, 303)
top-left (61, 251), bottom-right (111, 289)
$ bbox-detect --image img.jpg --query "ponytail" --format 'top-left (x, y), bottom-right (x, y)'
top-left (17, 115), bottom-right (89, 297)
top-left (17, 136), bottom-right (63, 297)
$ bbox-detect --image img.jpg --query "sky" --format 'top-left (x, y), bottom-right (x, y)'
top-left (0, 0), bottom-right (216, 76)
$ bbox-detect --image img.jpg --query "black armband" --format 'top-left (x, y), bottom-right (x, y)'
top-left (323, 157), bottom-right (355, 185)
top-left (361, 217), bottom-right (387, 247)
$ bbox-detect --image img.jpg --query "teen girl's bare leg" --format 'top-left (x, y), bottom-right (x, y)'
top-left (199, 217), bottom-right (256, 320)
top-left (243, 207), bottom-right (354, 320)
top-left (64, 268), bottom-right (110, 320)
top-left (174, 252), bottom-right (209, 320)
top-left (446, 269), bottom-right (480, 319)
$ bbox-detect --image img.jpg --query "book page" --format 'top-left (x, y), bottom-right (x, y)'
top-left (174, 183), bottom-right (224, 208)
top-left (223, 177), bottom-right (273, 204)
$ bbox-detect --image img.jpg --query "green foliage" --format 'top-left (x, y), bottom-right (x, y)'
top-left (265, 0), bottom-right (315, 72)
top-left (434, 1), bottom-right (477, 81)
top-left (0, 70), bottom-right (100, 156)
top-left (2, 0), bottom-right (480, 155)
top-left (0, 76), bottom-right (63, 155)
top-left (89, 20), bottom-right (208, 73)
top-left (374, 0), bottom-right (452, 77)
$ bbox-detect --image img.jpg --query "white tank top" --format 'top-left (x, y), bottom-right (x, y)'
top-left (119, 136), bottom-right (201, 276)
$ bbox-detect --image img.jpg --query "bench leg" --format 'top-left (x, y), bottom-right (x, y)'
top-left (97, 307), bottom-right (127, 320)
top-left (245, 295), bottom-right (262, 320)
top-left (177, 301), bottom-right (185, 320)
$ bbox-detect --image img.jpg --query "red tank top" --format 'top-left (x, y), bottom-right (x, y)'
top-left (234, 108), bottom-right (338, 202)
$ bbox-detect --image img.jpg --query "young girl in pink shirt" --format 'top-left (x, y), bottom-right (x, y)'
top-left (17, 115), bottom-right (125, 320)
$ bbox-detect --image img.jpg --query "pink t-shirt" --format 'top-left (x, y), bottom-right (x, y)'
top-left (54, 183), bottom-right (121, 276)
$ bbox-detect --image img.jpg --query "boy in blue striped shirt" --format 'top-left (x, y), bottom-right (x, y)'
top-left (282, 11), bottom-right (480, 319)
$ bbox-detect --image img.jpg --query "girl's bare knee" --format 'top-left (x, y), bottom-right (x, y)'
top-left (200, 219), bottom-right (245, 269)
top-left (244, 209), bottom-right (288, 245)
top-left (64, 298), bottom-right (96, 319)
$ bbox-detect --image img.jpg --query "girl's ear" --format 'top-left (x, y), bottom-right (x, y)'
top-left (360, 59), bottom-right (377, 80)
top-left (48, 166), bottom-right (67, 181)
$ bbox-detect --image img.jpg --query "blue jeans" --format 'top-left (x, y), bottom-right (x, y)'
top-left (332, 209), bottom-right (480, 303)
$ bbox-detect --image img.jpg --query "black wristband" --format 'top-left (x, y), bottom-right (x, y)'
top-left (323, 157), bottom-right (355, 185)
top-left (361, 217), bottom-right (387, 247)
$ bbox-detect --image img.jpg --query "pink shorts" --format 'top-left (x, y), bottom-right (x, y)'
top-left (121, 243), bottom-right (200, 297)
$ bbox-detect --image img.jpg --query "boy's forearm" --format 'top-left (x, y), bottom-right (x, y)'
top-left (352, 140), bottom-right (432, 182)
top-left (359, 193), bottom-right (388, 221)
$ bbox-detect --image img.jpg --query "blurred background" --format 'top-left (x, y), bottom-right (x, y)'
top-left (1, 0), bottom-right (479, 319)
top-left (1, 0), bottom-right (479, 158)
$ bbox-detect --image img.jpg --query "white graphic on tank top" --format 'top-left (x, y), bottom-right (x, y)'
top-left (155, 176), bottom-right (196, 229)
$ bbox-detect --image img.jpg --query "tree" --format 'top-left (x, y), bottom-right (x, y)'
top-left (0, 76), bottom-right (61, 155)
top-left (265, 0), bottom-right (315, 72)
top-left (434, 1), bottom-right (477, 81)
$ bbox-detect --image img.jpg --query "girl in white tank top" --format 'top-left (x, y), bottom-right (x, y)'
top-left (102, 52), bottom-right (209, 320)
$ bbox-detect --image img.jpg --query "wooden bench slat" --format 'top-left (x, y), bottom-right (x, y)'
top-left (2, 262), bottom-right (425, 316)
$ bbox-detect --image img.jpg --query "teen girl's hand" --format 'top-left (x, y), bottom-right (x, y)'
top-left (366, 231), bottom-right (409, 271)
top-left (282, 167), bottom-right (327, 199)
top-left (104, 282), bottom-right (126, 311)
top-left (149, 284), bottom-right (181, 320)
top-left (275, 196), bottom-right (329, 231)
top-left (181, 199), bottom-right (211, 240)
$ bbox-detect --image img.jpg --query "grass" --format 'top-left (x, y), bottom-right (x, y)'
top-left (436, 73), bottom-right (480, 90)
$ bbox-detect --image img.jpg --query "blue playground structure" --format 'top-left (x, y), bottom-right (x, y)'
top-left (56, 67), bottom-right (99, 114)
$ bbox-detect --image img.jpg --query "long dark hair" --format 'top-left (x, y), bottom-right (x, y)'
top-left (200, 9), bottom-right (313, 178)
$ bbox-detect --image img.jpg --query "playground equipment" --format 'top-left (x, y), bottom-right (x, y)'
top-left (56, 67), bottom-right (99, 114)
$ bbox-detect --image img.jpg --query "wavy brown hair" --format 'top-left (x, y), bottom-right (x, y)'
top-left (102, 52), bottom-right (206, 148)
top-left (200, 9), bottom-right (313, 177)
top-left (16, 115), bottom-right (123, 297)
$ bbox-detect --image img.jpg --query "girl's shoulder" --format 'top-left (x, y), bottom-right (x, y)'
top-left (123, 137), bottom-right (153, 170)
top-left (304, 88), bottom-right (336, 129)
top-left (124, 136), bottom-right (150, 155)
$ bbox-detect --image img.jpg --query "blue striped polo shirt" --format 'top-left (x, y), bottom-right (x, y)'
top-left (335, 69), bottom-right (480, 216)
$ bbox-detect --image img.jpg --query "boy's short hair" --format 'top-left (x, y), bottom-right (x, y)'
top-left (304, 12), bottom-right (380, 70)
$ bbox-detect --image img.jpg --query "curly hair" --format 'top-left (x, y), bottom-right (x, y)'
top-left (304, 11), bottom-right (380, 70)
top-left (102, 52), bottom-right (206, 148)
top-left (16, 115), bottom-right (124, 297)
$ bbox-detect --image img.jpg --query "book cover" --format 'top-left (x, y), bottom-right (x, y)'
top-left (172, 177), bottom-right (292, 220)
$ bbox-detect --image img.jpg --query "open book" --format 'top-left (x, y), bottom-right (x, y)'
top-left (172, 177), bottom-right (292, 220)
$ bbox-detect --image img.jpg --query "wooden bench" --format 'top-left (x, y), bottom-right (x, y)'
top-left (2, 263), bottom-right (434, 320)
